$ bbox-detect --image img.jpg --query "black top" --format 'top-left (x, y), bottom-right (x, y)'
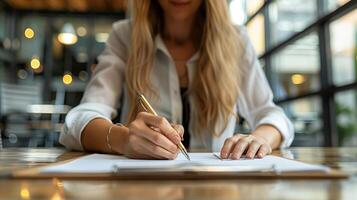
top-left (180, 88), bottom-right (190, 149)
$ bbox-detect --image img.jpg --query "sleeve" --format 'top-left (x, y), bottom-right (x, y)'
top-left (59, 20), bottom-right (130, 151)
top-left (236, 26), bottom-right (295, 148)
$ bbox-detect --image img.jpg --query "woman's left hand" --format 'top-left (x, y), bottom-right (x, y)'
top-left (220, 134), bottom-right (272, 160)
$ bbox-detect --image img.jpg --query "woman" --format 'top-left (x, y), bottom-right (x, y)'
top-left (60, 0), bottom-right (294, 160)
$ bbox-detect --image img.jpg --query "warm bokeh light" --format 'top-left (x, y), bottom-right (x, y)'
top-left (24, 27), bottom-right (35, 39)
top-left (17, 69), bottom-right (28, 79)
top-left (291, 74), bottom-right (306, 85)
top-left (95, 33), bottom-right (109, 43)
top-left (63, 73), bottom-right (73, 85)
top-left (30, 58), bottom-right (41, 69)
top-left (77, 26), bottom-right (87, 37)
top-left (51, 192), bottom-right (63, 200)
top-left (20, 188), bottom-right (30, 200)
top-left (79, 70), bottom-right (88, 81)
top-left (58, 33), bottom-right (78, 45)
top-left (52, 178), bottom-right (64, 188)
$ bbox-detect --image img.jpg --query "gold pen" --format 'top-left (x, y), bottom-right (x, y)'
top-left (137, 93), bottom-right (191, 161)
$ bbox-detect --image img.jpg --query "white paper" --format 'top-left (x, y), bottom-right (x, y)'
top-left (41, 153), bottom-right (329, 174)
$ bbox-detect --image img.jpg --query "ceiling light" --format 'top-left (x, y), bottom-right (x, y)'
top-left (58, 23), bottom-right (78, 45)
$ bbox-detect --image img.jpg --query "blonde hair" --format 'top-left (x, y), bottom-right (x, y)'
top-left (126, 0), bottom-right (240, 136)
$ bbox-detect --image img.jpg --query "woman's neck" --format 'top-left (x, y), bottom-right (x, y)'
top-left (162, 16), bottom-right (195, 44)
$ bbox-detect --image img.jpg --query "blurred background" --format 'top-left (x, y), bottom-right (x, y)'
top-left (0, 0), bottom-right (355, 148)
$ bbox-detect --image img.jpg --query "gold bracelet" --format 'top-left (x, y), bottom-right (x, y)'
top-left (106, 123), bottom-right (124, 153)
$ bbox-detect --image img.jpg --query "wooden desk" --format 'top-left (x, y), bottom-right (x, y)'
top-left (0, 147), bottom-right (356, 200)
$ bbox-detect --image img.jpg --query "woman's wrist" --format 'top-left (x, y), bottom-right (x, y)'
top-left (109, 125), bottom-right (130, 155)
top-left (251, 125), bottom-right (282, 150)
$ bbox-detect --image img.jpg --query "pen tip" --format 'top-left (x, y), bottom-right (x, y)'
top-left (186, 155), bottom-right (191, 161)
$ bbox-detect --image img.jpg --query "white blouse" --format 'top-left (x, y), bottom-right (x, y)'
top-left (59, 19), bottom-right (294, 152)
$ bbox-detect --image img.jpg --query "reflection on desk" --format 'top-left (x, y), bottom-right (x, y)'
top-left (0, 147), bottom-right (356, 200)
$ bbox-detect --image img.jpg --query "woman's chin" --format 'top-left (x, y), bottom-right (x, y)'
top-left (167, 12), bottom-right (196, 22)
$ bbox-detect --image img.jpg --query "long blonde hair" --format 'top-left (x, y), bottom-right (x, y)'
top-left (126, 0), bottom-right (240, 136)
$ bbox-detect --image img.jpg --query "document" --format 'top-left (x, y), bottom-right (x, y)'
top-left (41, 153), bottom-right (329, 174)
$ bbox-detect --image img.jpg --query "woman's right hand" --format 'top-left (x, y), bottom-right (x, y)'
top-left (122, 112), bottom-right (184, 160)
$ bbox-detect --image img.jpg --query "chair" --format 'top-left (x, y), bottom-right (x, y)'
top-left (0, 80), bottom-right (43, 147)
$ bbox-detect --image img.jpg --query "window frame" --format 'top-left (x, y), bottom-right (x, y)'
top-left (245, 0), bottom-right (357, 146)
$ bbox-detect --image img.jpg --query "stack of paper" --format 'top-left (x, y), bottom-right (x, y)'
top-left (41, 153), bottom-right (329, 174)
